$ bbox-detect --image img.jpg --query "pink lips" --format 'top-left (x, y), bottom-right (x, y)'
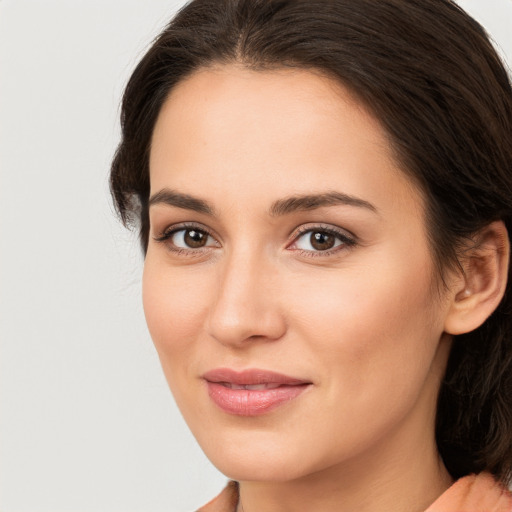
top-left (203, 368), bottom-right (311, 416)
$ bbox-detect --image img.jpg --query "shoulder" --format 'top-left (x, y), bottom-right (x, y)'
top-left (425, 472), bottom-right (512, 512)
top-left (196, 481), bottom-right (239, 512)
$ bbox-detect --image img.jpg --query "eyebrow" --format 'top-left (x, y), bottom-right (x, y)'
top-left (148, 189), bottom-right (216, 215)
top-left (148, 188), bottom-right (377, 216)
top-left (269, 191), bottom-right (378, 216)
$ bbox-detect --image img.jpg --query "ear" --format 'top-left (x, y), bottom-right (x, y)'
top-left (444, 221), bottom-right (510, 335)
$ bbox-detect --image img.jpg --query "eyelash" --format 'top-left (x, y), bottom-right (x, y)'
top-left (153, 223), bottom-right (357, 257)
top-left (289, 224), bottom-right (357, 257)
top-left (153, 222), bottom-right (217, 256)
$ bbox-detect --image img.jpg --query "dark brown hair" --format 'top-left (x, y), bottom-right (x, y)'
top-left (110, 0), bottom-right (512, 483)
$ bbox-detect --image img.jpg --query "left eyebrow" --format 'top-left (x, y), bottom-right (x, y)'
top-left (269, 191), bottom-right (378, 216)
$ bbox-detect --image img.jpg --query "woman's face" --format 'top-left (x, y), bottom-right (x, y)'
top-left (144, 66), bottom-right (454, 481)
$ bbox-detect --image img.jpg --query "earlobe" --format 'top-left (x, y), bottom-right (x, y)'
top-left (444, 221), bottom-right (510, 336)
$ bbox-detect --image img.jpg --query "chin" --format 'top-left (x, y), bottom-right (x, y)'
top-left (213, 455), bottom-right (308, 483)
top-left (195, 429), bottom-right (324, 483)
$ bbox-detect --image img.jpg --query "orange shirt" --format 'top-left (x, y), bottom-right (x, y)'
top-left (198, 473), bottom-right (512, 512)
top-left (425, 473), bottom-right (512, 512)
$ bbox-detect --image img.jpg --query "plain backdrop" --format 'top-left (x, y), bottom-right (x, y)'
top-left (0, 1), bottom-right (511, 511)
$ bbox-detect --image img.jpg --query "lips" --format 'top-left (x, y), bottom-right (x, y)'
top-left (202, 368), bottom-right (311, 416)
top-left (218, 382), bottom-right (282, 390)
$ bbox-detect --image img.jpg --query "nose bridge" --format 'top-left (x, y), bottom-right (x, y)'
top-left (207, 244), bottom-right (285, 345)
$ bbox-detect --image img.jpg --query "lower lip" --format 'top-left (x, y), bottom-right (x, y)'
top-left (206, 382), bottom-right (310, 416)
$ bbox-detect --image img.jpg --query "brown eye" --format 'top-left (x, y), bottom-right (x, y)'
top-left (309, 231), bottom-right (336, 251)
top-left (183, 229), bottom-right (208, 248)
top-left (159, 227), bottom-right (218, 250)
top-left (291, 227), bottom-right (353, 254)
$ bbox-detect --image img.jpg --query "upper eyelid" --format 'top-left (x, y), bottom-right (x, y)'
top-left (290, 223), bottom-right (356, 241)
top-left (154, 221), bottom-right (217, 240)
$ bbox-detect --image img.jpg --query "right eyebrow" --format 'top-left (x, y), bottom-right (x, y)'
top-left (148, 188), bottom-right (216, 216)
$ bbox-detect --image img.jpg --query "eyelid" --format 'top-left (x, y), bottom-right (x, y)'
top-left (287, 223), bottom-right (357, 255)
top-left (291, 222), bottom-right (356, 239)
top-left (153, 222), bottom-right (221, 250)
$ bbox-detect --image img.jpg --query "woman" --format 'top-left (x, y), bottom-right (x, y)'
top-left (110, 0), bottom-right (512, 510)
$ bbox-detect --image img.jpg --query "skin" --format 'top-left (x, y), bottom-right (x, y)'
top-left (144, 65), bottom-right (459, 512)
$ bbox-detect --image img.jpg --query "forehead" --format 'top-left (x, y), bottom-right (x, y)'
top-left (149, 65), bottom-right (423, 219)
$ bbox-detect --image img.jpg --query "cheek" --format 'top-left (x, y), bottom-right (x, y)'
top-left (275, 257), bottom-right (444, 463)
top-left (286, 249), bottom-right (441, 392)
top-left (142, 258), bottom-right (209, 367)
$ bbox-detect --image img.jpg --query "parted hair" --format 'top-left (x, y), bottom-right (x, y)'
top-left (110, 0), bottom-right (512, 483)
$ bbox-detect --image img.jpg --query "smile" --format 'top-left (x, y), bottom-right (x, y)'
top-left (202, 368), bottom-right (312, 416)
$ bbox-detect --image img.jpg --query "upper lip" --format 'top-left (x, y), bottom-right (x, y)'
top-left (202, 368), bottom-right (311, 386)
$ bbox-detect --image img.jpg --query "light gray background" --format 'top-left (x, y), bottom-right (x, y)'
top-left (1, 1), bottom-right (511, 511)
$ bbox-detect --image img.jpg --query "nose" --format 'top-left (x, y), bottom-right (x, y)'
top-left (206, 250), bottom-right (287, 347)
